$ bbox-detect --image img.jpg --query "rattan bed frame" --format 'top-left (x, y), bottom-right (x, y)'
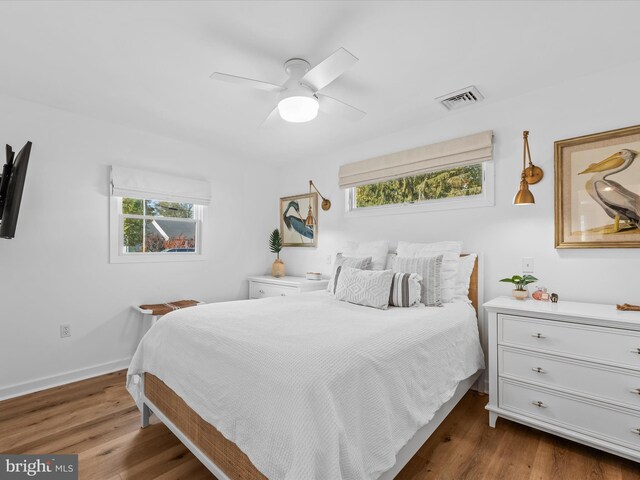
top-left (140, 254), bottom-right (481, 480)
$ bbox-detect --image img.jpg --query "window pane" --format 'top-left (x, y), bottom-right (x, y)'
top-left (144, 200), bottom-right (194, 218)
top-left (123, 218), bottom-right (143, 252)
top-left (122, 198), bottom-right (144, 215)
top-left (145, 219), bottom-right (196, 253)
top-left (355, 164), bottom-right (483, 208)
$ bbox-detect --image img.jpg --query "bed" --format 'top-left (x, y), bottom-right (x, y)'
top-left (127, 255), bottom-right (484, 480)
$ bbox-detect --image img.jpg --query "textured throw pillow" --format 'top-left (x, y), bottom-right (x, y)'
top-left (396, 241), bottom-right (462, 303)
top-left (391, 255), bottom-right (443, 307)
top-left (334, 267), bottom-right (394, 310)
top-left (389, 272), bottom-right (422, 307)
top-left (327, 254), bottom-right (372, 294)
top-left (340, 240), bottom-right (390, 271)
top-left (454, 254), bottom-right (477, 302)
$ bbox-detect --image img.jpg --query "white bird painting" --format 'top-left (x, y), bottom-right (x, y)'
top-left (578, 149), bottom-right (640, 233)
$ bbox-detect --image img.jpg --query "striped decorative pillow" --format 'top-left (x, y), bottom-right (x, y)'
top-left (390, 255), bottom-right (443, 307)
top-left (389, 272), bottom-right (422, 307)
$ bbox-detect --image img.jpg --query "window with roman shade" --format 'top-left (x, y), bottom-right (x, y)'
top-left (341, 131), bottom-right (494, 213)
top-left (109, 166), bottom-right (211, 263)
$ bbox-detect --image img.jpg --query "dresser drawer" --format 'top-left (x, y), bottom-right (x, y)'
top-left (499, 314), bottom-right (640, 369)
top-left (500, 347), bottom-right (640, 410)
top-left (249, 282), bottom-right (298, 299)
top-left (500, 379), bottom-right (640, 451)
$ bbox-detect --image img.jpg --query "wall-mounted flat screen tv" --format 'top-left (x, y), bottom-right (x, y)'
top-left (0, 141), bottom-right (32, 239)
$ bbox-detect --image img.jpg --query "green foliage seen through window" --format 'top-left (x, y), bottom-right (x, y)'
top-left (355, 164), bottom-right (483, 208)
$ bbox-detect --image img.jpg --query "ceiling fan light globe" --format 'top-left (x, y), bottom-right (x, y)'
top-left (277, 96), bottom-right (319, 123)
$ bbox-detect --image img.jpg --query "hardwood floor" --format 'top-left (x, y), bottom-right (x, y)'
top-left (0, 370), bottom-right (638, 479)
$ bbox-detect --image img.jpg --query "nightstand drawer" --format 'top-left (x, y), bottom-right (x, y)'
top-left (500, 379), bottom-right (640, 452)
top-left (499, 347), bottom-right (640, 410)
top-left (249, 282), bottom-right (298, 299)
top-left (499, 314), bottom-right (640, 369)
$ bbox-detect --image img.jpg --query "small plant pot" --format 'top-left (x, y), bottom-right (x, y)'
top-left (271, 259), bottom-right (285, 278)
top-left (512, 289), bottom-right (529, 300)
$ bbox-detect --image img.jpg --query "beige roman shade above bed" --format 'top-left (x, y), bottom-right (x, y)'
top-left (338, 130), bottom-right (493, 189)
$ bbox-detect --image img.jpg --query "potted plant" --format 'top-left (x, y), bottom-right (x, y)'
top-left (269, 228), bottom-right (285, 278)
top-left (499, 274), bottom-right (538, 300)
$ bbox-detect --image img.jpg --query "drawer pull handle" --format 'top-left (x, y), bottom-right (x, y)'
top-left (631, 428), bottom-right (640, 435)
top-left (258, 289), bottom-right (265, 294)
top-left (532, 367), bottom-right (546, 374)
top-left (631, 348), bottom-right (640, 355)
top-left (281, 293), bottom-right (286, 296)
top-left (630, 389), bottom-right (640, 395)
top-left (531, 333), bottom-right (546, 339)
top-left (531, 401), bottom-right (547, 408)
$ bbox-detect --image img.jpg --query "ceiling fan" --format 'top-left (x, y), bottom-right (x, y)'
top-left (210, 48), bottom-right (366, 125)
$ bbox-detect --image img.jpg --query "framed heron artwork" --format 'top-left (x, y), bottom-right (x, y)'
top-left (555, 125), bottom-right (640, 248)
top-left (279, 192), bottom-right (318, 247)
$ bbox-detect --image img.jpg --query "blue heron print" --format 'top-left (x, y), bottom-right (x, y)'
top-left (283, 200), bottom-right (314, 242)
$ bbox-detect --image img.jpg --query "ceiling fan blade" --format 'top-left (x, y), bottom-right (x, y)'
top-left (317, 94), bottom-right (366, 121)
top-left (210, 72), bottom-right (283, 92)
top-left (302, 48), bottom-right (358, 91)
top-left (259, 106), bottom-right (281, 128)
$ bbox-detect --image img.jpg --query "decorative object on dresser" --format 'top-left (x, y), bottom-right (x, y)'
top-left (485, 296), bottom-right (640, 463)
top-left (499, 274), bottom-right (538, 300)
top-left (555, 124), bottom-right (640, 248)
top-left (248, 275), bottom-right (329, 299)
top-left (268, 228), bottom-right (284, 277)
top-left (618, 303), bottom-right (640, 312)
top-left (280, 192), bottom-right (317, 247)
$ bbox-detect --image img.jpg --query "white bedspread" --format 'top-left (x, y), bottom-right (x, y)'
top-left (127, 292), bottom-right (484, 480)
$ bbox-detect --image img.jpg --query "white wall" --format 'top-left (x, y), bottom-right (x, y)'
top-left (0, 95), bottom-right (277, 397)
top-left (275, 61), bottom-right (640, 308)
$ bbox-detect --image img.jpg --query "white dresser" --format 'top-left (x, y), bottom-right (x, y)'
top-left (247, 275), bottom-right (329, 299)
top-left (484, 296), bottom-right (640, 463)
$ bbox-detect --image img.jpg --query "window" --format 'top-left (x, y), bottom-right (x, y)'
top-left (109, 166), bottom-right (210, 263)
top-left (346, 162), bottom-right (493, 214)
top-left (120, 198), bottom-right (200, 254)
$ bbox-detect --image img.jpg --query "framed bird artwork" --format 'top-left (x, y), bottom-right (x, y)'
top-left (279, 192), bottom-right (318, 247)
top-left (555, 124), bottom-right (640, 248)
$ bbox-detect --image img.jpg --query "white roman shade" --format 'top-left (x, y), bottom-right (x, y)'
top-left (338, 130), bottom-right (493, 189)
top-left (110, 166), bottom-right (211, 205)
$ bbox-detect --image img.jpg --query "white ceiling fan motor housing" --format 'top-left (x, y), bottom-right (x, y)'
top-left (278, 58), bottom-right (319, 123)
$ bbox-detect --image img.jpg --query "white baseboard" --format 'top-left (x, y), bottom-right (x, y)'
top-left (0, 357), bottom-right (132, 401)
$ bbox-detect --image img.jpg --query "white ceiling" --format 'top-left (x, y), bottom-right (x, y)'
top-left (1, 1), bottom-right (639, 164)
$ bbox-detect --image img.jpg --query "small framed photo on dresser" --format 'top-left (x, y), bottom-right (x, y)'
top-left (555, 124), bottom-right (640, 248)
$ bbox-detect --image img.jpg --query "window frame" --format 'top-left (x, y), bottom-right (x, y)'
top-left (109, 196), bottom-right (205, 264)
top-left (344, 161), bottom-right (494, 218)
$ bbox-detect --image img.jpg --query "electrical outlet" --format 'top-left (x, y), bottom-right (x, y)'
top-left (60, 324), bottom-right (71, 338)
top-left (522, 257), bottom-right (534, 273)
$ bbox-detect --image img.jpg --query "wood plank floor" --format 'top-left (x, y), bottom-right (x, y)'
top-left (0, 370), bottom-right (638, 479)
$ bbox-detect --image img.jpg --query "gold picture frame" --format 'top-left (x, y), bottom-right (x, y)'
top-left (555, 125), bottom-right (640, 248)
top-left (279, 192), bottom-right (318, 247)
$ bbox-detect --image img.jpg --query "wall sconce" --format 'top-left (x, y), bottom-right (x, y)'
top-left (513, 130), bottom-right (543, 205)
top-left (304, 180), bottom-right (331, 227)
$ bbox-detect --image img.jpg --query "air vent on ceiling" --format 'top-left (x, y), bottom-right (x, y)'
top-left (436, 85), bottom-right (484, 111)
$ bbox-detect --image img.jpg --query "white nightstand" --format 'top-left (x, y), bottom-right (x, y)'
top-left (484, 296), bottom-right (640, 463)
top-left (248, 275), bottom-right (329, 299)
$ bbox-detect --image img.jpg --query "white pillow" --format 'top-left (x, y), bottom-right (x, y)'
top-left (334, 267), bottom-right (394, 310)
top-left (455, 254), bottom-right (477, 302)
top-left (396, 241), bottom-right (462, 303)
top-left (341, 240), bottom-right (390, 270)
top-left (327, 254), bottom-right (372, 294)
